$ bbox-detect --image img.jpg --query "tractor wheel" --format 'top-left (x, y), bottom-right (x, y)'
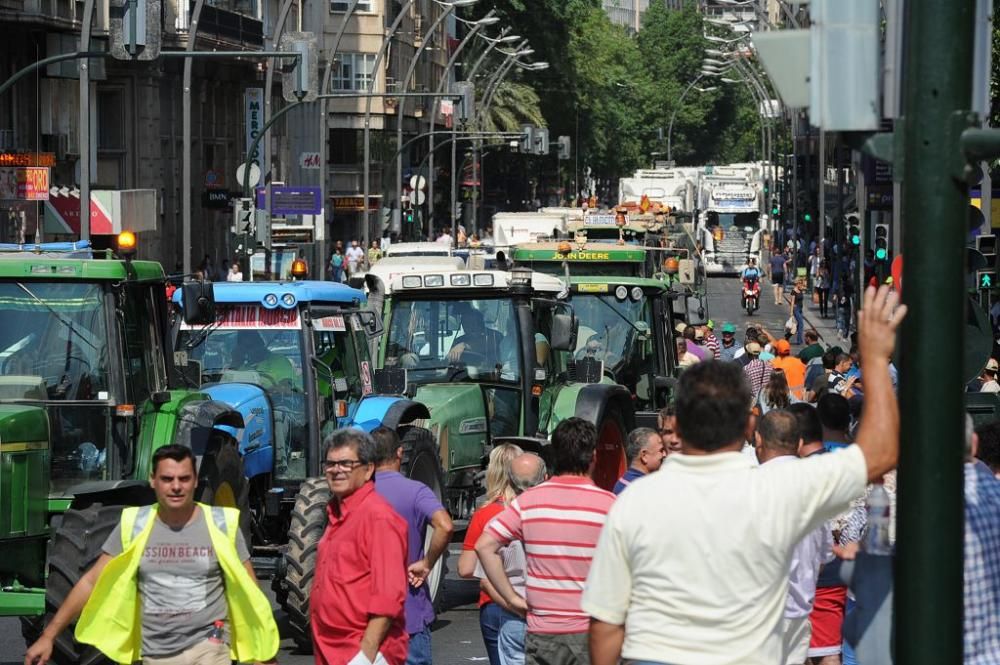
top-left (591, 407), bottom-right (627, 492)
top-left (400, 426), bottom-right (448, 613)
top-left (281, 477), bottom-right (331, 653)
top-left (196, 438), bottom-right (251, 543)
top-left (21, 504), bottom-right (122, 665)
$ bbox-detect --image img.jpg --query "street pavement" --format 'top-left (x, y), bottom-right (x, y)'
top-left (0, 277), bottom-right (848, 665)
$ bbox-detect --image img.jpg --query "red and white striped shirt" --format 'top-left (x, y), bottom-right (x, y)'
top-left (485, 475), bottom-right (615, 634)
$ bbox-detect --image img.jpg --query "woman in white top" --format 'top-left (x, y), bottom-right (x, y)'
top-left (227, 262), bottom-right (243, 282)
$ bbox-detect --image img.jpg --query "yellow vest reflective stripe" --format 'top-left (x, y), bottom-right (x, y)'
top-left (75, 503), bottom-right (279, 664)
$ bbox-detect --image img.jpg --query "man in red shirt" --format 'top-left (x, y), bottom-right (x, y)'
top-left (476, 418), bottom-right (615, 665)
top-left (311, 429), bottom-right (409, 665)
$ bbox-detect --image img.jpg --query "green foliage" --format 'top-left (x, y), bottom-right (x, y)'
top-left (479, 81), bottom-right (546, 134)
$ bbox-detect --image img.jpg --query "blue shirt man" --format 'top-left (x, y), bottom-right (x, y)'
top-left (613, 428), bottom-right (666, 495)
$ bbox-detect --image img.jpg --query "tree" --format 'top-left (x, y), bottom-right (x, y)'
top-left (478, 80), bottom-right (545, 134)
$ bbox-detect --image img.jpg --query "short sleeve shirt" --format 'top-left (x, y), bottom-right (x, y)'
top-left (770, 255), bottom-right (786, 275)
top-left (102, 508), bottom-right (250, 658)
top-left (374, 471), bottom-right (445, 633)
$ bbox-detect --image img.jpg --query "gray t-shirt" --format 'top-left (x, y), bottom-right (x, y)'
top-left (102, 508), bottom-right (250, 657)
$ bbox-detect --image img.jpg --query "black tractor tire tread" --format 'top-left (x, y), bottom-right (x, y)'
top-left (399, 427), bottom-right (449, 613)
top-left (21, 504), bottom-right (123, 665)
top-left (281, 477), bottom-right (330, 654)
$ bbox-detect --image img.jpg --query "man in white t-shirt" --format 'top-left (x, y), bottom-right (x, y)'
top-left (437, 229), bottom-right (453, 246)
top-left (345, 240), bottom-right (364, 275)
top-left (583, 285), bottom-right (906, 665)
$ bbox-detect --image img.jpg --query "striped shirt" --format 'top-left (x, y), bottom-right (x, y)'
top-left (485, 475), bottom-right (615, 634)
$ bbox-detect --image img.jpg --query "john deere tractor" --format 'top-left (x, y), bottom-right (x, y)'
top-left (0, 238), bottom-right (234, 665)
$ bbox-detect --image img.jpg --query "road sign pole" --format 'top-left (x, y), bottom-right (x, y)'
top-left (895, 1), bottom-right (975, 662)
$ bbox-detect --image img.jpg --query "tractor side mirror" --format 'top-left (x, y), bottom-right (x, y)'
top-left (181, 281), bottom-right (216, 325)
top-left (550, 312), bottom-right (577, 352)
top-left (685, 295), bottom-right (708, 326)
top-left (355, 311), bottom-right (384, 339)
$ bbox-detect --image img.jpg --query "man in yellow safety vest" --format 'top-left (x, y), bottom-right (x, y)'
top-left (24, 444), bottom-right (279, 665)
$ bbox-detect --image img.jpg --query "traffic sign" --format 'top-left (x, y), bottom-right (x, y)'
top-left (236, 162), bottom-right (261, 188)
top-left (409, 175), bottom-right (426, 191)
top-left (980, 271), bottom-right (994, 289)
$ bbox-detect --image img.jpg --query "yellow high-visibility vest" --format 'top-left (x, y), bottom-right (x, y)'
top-left (75, 503), bottom-right (279, 664)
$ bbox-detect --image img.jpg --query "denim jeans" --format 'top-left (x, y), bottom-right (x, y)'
top-left (405, 626), bottom-right (432, 665)
top-left (794, 305), bottom-right (805, 344)
top-left (498, 617), bottom-right (526, 665)
top-left (480, 603), bottom-right (521, 665)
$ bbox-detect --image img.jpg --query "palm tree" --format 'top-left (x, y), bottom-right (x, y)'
top-left (477, 80), bottom-right (546, 136)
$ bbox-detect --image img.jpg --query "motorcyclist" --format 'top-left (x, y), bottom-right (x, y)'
top-left (741, 259), bottom-right (762, 308)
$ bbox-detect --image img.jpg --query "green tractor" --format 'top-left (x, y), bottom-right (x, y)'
top-left (0, 240), bottom-right (229, 664)
top-left (370, 267), bottom-right (639, 498)
top-left (511, 242), bottom-right (709, 429)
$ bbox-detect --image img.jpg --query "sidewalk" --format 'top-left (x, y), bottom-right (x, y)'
top-left (782, 292), bottom-right (847, 351)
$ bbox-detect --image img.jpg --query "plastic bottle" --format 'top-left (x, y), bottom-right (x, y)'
top-left (208, 621), bottom-right (225, 644)
top-left (863, 483), bottom-right (892, 555)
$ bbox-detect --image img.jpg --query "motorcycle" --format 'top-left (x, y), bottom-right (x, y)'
top-left (742, 276), bottom-right (760, 316)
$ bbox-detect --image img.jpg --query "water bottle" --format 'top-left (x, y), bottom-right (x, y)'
top-left (863, 484), bottom-right (892, 555)
top-left (208, 621), bottom-right (225, 644)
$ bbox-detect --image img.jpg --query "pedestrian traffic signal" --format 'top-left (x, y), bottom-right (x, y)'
top-left (404, 207), bottom-right (415, 224)
top-left (873, 223), bottom-right (889, 261)
top-left (557, 136), bottom-right (571, 160)
top-left (804, 212), bottom-right (812, 223)
top-left (771, 200), bottom-right (779, 216)
top-left (519, 124), bottom-right (535, 154)
top-left (846, 214), bottom-right (861, 247)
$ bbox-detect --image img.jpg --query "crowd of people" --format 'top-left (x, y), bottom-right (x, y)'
top-left (20, 283), bottom-right (1000, 665)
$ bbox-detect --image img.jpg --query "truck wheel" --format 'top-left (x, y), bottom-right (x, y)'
top-left (592, 408), bottom-right (627, 492)
top-left (21, 504), bottom-right (122, 665)
top-left (401, 426), bottom-right (448, 613)
top-left (281, 477), bottom-right (330, 653)
top-left (196, 438), bottom-right (251, 543)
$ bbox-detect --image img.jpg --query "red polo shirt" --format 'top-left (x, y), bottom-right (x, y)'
top-left (311, 482), bottom-right (409, 665)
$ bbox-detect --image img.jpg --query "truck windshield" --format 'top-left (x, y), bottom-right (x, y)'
top-left (706, 211), bottom-right (759, 230)
top-left (0, 282), bottom-right (111, 401)
top-left (568, 292), bottom-right (656, 407)
top-left (385, 297), bottom-right (522, 384)
top-left (177, 306), bottom-right (308, 479)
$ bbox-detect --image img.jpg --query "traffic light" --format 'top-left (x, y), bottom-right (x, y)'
top-left (404, 206), bottom-right (415, 224)
top-left (804, 212), bottom-right (813, 224)
top-left (533, 127), bottom-right (550, 156)
top-left (557, 135), bottom-right (571, 160)
top-left (846, 214), bottom-right (861, 247)
top-left (872, 223), bottom-right (889, 261)
top-left (519, 124), bottom-right (535, 154)
top-left (771, 200), bottom-right (780, 216)
top-left (976, 235), bottom-right (997, 292)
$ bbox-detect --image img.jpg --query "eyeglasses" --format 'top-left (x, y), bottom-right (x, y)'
top-left (322, 459), bottom-right (366, 472)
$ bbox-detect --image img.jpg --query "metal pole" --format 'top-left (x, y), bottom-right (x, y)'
top-left (318, 0), bottom-right (362, 269)
top-left (181, 0), bottom-right (205, 276)
top-left (362, 0), bottom-right (418, 249)
top-left (263, 0), bottom-right (296, 208)
top-left (79, 0), bottom-right (95, 242)
top-left (427, 13), bottom-right (495, 238)
top-left (0, 52), bottom-right (104, 98)
top-left (395, 4), bottom-right (458, 240)
top-left (818, 128), bottom-right (825, 248)
top-left (894, 0), bottom-right (974, 662)
top-left (667, 75), bottom-right (703, 163)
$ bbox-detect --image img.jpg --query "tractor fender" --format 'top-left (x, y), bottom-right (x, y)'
top-left (65, 480), bottom-right (154, 510)
top-left (351, 396), bottom-right (431, 432)
top-left (572, 383), bottom-right (636, 433)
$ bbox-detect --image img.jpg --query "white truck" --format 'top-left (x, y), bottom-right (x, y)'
top-left (695, 171), bottom-right (765, 275)
top-left (491, 211), bottom-right (568, 255)
top-left (617, 169), bottom-right (699, 213)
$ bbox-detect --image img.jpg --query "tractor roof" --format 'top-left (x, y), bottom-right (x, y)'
top-left (386, 269), bottom-right (564, 294)
top-left (172, 279), bottom-right (365, 308)
top-left (0, 240), bottom-right (165, 281)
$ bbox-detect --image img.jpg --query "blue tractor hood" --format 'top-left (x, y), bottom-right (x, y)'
top-left (201, 383), bottom-right (274, 479)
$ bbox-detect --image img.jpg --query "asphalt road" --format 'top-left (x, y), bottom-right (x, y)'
top-left (0, 276), bottom-right (798, 665)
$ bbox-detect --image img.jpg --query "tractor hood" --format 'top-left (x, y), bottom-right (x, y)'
top-left (412, 383), bottom-right (491, 472)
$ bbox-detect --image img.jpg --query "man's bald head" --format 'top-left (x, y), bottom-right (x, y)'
top-left (509, 452), bottom-right (547, 494)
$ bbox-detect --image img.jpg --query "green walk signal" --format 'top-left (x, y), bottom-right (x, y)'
top-left (982, 273), bottom-right (993, 289)
top-left (804, 213), bottom-right (812, 222)
top-left (772, 207), bottom-right (779, 215)
top-left (876, 248), bottom-right (887, 260)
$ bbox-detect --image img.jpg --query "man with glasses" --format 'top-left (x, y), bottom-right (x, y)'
top-left (310, 429), bottom-right (409, 665)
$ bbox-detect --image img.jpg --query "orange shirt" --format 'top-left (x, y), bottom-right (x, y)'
top-left (772, 355), bottom-right (807, 399)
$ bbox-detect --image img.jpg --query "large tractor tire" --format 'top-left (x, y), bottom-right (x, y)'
top-left (196, 437), bottom-right (251, 543)
top-left (21, 504), bottom-right (123, 665)
top-left (591, 407), bottom-right (627, 492)
top-left (281, 477), bottom-right (330, 653)
top-left (400, 426), bottom-right (448, 613)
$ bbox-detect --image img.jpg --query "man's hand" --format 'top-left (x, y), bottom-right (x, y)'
top-left (833, 541), bottom-right (860, 561)
top-left (407, 558), bottom-right (430, 588)
top-left (24, 635), bottom-right (53, 665)
top-left (447, 343), bottom-right (467, 363)
top-left (508, 594), bottom-right (528, 617)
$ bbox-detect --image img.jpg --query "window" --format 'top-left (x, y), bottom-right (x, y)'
top-left (97, 89), bottom-right (125, 150)
top-left (328, 129), bottom-right (360, 165)
top-left (331, 0), bottom-right (372, 11)
top-left (332, 53), bottom-right (377, 92)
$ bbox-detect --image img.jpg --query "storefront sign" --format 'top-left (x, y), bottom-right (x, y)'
top-left (245, 88), bottom-right (264, 162)
top-left (0, 167), bottom-right (50, 200)
top-left (332, 196), bottom-right (379, 211)
top-left (201, 189), bottom-right (234, 209)
top-left (0, 153), bottom-right (56, 167)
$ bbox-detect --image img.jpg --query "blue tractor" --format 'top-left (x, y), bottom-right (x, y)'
top-left (171, 280), bottom-right (437, 649)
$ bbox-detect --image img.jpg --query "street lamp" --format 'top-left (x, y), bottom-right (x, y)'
top-left (422, 12), bottom-right (502, 237)
top-left (394, 0), bottom-right (480, 240)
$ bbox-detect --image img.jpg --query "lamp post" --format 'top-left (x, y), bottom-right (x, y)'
top-left (360, 0), bottom-right (419, 247)
top-left (446, 30), bottom-right (520, 236)
top-left (317, 0), bottom-right (364, 268)
top-left (666, 75), bottom-right (718, 163)
top-left (423, 13), bottom-right (500, 238)
top-left (391, 0), bottom-right (482, 240)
